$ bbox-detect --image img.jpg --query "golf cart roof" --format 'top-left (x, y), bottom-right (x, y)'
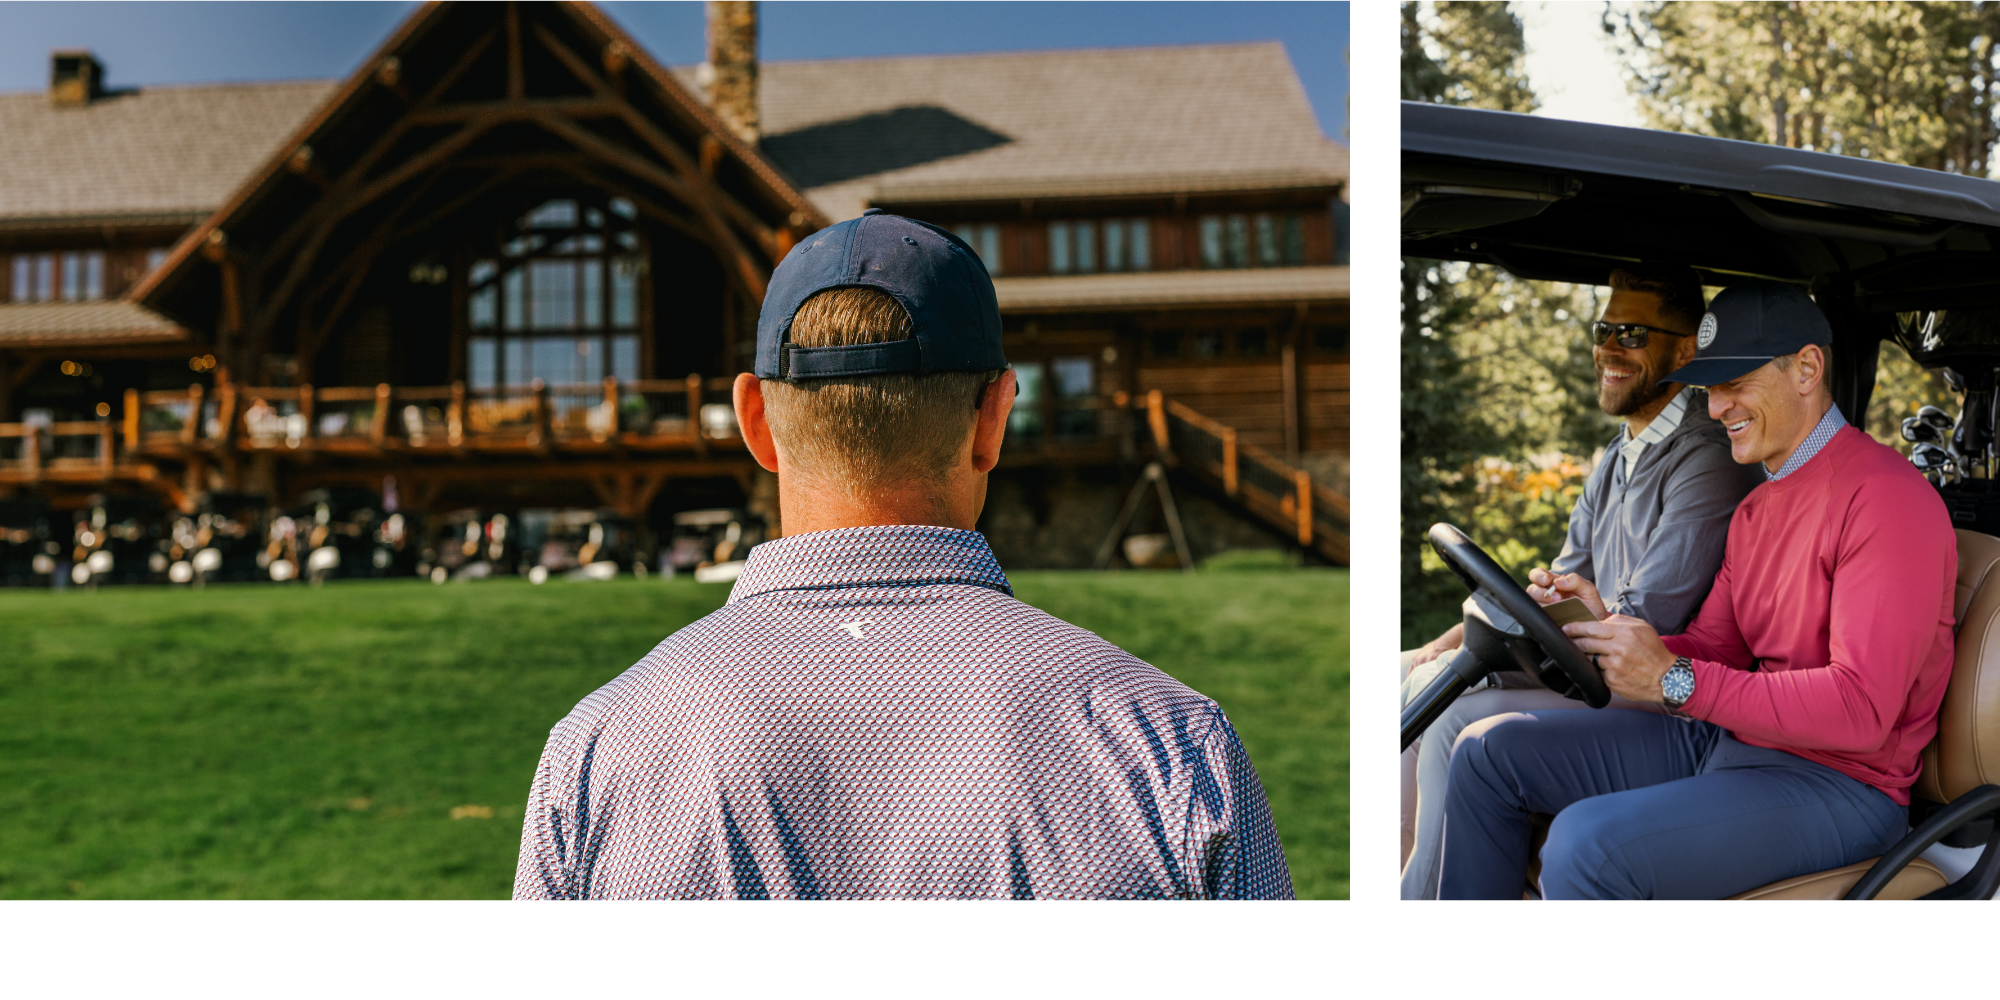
top-left (1403, 102), bottom-right (2000, 311)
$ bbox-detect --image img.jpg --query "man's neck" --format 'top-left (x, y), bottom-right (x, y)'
top-left (776, 472), bottom-right (984, 536)
top-left (1624, 384), bottom-right (1682, 438)
top-left (1764, 397), bottom-right (1837, 474)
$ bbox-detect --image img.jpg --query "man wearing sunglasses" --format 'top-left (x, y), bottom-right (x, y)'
top-left (1400, 264), bottom-right (1762, 898)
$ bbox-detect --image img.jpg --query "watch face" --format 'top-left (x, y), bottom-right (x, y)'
top-left (1663, 663), bottom-right (1695, 706)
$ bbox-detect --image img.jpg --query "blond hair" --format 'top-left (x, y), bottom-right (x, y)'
top-left (760, 286), bottom-right (989, 499)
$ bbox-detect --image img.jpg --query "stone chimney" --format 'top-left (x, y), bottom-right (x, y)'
top-left (49, 50), bottom-right (104, 107)
top-left (702, 1), bottom-right (759, 144)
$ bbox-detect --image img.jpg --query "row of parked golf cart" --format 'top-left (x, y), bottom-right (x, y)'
top-left (0, 488), bottom-right (766, 589)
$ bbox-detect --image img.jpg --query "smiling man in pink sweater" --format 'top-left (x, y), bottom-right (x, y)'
top-left (1439, 280), bottom-right (1956, 899)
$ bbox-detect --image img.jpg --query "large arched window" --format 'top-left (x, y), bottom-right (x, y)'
top-left (466, 197), bottom-right (645, 389)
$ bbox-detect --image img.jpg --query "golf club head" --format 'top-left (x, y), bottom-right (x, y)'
top-left (1904, 418), bottom-right (1942, 445)
top-left (1920, 405), bottom-right (1955, 432)
top-left (1912, 442), bottom-right (1953, 474)
top-left (1945, 368), bottom-right (1968, 394)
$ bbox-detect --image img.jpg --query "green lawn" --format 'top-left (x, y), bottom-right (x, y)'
top-left (0, 564), bottom-right (1348, 899)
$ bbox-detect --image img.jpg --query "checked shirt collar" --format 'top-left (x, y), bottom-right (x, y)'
top-left (1766, 402), bottom-right (1847, 482)
top-left (727, 523), bottom-right (1014, 602)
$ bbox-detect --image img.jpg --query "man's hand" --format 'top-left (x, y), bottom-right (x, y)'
top-left (1409, 622), bottom-right (1464, 669)
top-left (1528, 567), bottom-right (1610, 620)
top-left (1561, 614), bottom-right (1677, 703)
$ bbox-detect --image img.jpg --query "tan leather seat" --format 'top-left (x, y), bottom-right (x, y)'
top-left (1528, 529), bottom-right (2000, 900)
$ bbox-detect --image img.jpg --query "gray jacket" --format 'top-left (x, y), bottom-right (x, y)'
top-left (1550, 396), bottom-right (1763, 636)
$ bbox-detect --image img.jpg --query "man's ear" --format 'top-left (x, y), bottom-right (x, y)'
top-left (1796, 344), bottom-right (1828, 397)
top-left (969, 369), bottom-right (1016, 475)
top-left (1673, 333), bottom-right (1699, 368)
top-left (733, 372), bottom-right (781, 474)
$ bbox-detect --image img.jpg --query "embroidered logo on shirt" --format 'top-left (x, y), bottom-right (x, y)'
top-left (838, 620), bottom-right (875, 639)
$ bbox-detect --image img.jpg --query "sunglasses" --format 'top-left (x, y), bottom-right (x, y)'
top-left (1590, 322), bottom-right (1691, 349)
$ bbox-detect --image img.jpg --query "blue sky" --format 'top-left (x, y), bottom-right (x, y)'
top-left (0, 1), bottom-right (1348, 139)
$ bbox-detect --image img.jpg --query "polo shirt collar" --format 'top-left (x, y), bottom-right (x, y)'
top-left (1620, 386), bottom-right (1691, 478)
top-left (1766, 403), bottom-right (1847, 481)
top-left (727, 523), bottom-right (1014, 602)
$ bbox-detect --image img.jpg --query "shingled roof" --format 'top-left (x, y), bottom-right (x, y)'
top-left (693, 42), bottom-right (1349, 220)
top-left (0, 300), bottom-right (186, 346)
top-left (0, 80), bottom-right (334, 228)
top-left (0, 41), bottom-right (1340, 229)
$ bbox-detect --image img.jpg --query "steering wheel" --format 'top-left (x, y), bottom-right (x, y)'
top-left (1428, 522), bottom-right (1610, 708)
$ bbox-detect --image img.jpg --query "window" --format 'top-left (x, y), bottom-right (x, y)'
top-left (62, 251), bottom-right (104, 301)
top-left (465, 198), bottom-right (643, 390)
top-left (1074, 223), bottom-right (1096, 273)
top-left (1050, 355), bottom-right (1097, 442)
top-left (1009, 361), bottom-right (1045, 444)
top-left (1145, 327), bottom-right (1285, 360)
top-left (1102, 218), bottom-right (1152, 273)
top-left (145, 248), bottom-right (171, 274)
top-left (1048, 221), bottom-right (1072, 274)
top-left (1200, 214), bottom-right (1302, 268)
top-left (1255, 215), bottom-right (1281, 267)
top-left (1199, 217), bottom-right (1224, 269)
top-left (1312, 324), bottom-right (1349, 355)
top-left (1225, 215), bottom-right (1250, 268)
top-left (954, 223), bottom-right (1003, 275)
top-left (10, 253), bottom-right (56, 302)
top-left (1332, 200), bottom-right (1349, 266)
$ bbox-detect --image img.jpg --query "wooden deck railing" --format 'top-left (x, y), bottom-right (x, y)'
top-left (0, 419), bottom-right (116, 479)
top-left (1133, 388), bottom-right (1349, 564)
top-left (108, 376), bottom-right (742, 458)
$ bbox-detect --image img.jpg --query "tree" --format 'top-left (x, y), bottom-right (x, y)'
top-left (1401, 3), bottom-right (1613, 646)
top-left (1608, 2), bottom-right (2000, 174)
top-left (1608, 1), bottom-right (1982, 444)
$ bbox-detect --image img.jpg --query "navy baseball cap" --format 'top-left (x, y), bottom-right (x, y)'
top-left (755, 209), bottom-right (1006, 380)
top-left (1662, 280), bottom-right (1832, 387)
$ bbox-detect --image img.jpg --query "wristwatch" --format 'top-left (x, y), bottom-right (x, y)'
top-left (1661, 656), bottom-right (1696, 709)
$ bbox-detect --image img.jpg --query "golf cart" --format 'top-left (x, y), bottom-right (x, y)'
top-left (1403, 102), bottom-right (2000, 899)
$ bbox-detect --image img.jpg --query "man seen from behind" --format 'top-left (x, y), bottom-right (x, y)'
top-left (514, 210), bottom-right (1292, 900)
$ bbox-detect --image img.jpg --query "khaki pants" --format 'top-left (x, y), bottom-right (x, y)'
top-left (1399, 648), bottom-right (1667, 900)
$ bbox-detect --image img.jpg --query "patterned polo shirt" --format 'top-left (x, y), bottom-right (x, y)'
top-left (1766, 403), bottom-right (1846, 480)
top-left (513, 524), bottom-right (1292, 900)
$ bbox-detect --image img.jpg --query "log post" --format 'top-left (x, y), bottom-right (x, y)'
top-left (686, 373), bottom-right (706, 456)
top-left (183, 384), bottom-right (204, 447)
top-left (1222, 426), bottom-right (1238, 497)
top-left (215, 382), bottom-right (237, 449)
top-left (371, 383), bottom-right (392, 446)
top-left (1295, 469), bottom-right (1313, 547)
top-left (1146, 389), bottom-right (1169, 453)
top-left (98, 419), bottom-right (114, 478)
top-left (123, 388), bottom-right (140, 452)
top-left (530, 379), bottom-right (549, 450)
top-left (24, 422), bottom-right (39, 481)
top-left (602, 374), bottom-right (620, 440)
top-left (448, 381), bottom-right (465, 447)
top-left (297, 384), bottom-right (315, 449)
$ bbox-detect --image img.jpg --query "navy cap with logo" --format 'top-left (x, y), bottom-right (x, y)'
top-left (755, 208), bottom-right (1006, 380)
top-left (1661, 279), bottom-right (1832, 387)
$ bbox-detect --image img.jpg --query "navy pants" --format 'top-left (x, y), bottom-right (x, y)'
top-left (1439, 709), bottom-right (1907, 899)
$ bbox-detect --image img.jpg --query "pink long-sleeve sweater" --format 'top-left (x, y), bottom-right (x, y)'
top-left (1663, 425), bottom-right (1955, 805)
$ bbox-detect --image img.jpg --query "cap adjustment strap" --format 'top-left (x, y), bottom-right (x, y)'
top-left (782, 338), bottom-right (923, 379)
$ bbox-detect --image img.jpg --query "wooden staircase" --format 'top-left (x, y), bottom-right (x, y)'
top-left (1128, 389), bottom-right (1349, 565)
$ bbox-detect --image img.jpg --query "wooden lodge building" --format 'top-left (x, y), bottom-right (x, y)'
top-left (0, 1), bottom-right (1348, 569)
